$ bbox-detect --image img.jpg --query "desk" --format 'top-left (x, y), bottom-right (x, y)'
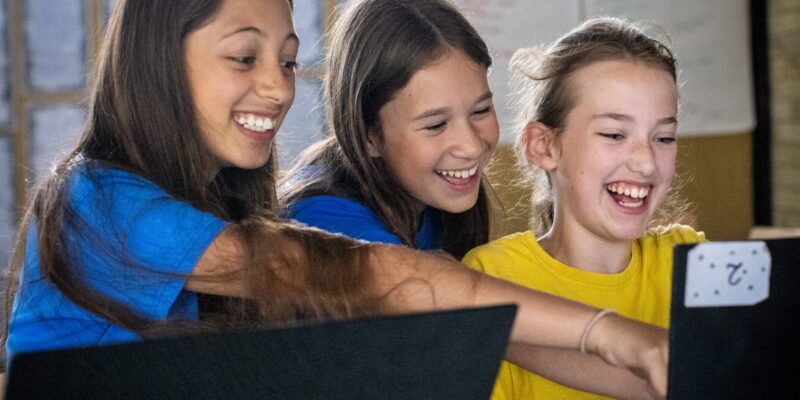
top-left (749, 226), bottom-right (800, 239)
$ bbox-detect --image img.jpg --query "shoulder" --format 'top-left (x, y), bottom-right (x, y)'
top-left (66, 162), bottom-right (227, 261)
top-left (644, 224), bottom-right (706, 247)
top-left (68, 163), bottom-right (218, 221)
top-left (68, 163), bottom-right (163, 200)
top-left (66, 163), bottom-right (173, 222)
top-left (462, 231), bottom-right (536, 271)
top-left (288, 195), bottom-right (402, 245)
top-left (289, 195), bottom-right (374, 220)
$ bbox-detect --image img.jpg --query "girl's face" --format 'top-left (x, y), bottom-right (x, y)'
top-left (369, 49), bottom-right (499, 214)
top-left (546, 60), bottom-right (678, 242)
top-left (185, 0), bottom-right (297, 172)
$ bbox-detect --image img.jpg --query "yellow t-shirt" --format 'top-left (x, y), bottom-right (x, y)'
top-left (462, 224), bottom-right (705, 400)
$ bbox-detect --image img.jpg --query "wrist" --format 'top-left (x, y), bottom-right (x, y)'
top-left (580, 308), bottom-right (617, 355)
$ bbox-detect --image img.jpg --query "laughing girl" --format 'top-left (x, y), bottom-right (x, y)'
top-left (279, 0), bottom-right (497, 260)
top-left (463, 17), bottom-right (705, 400)
top-left (5, 3), bottom-right (671, 395)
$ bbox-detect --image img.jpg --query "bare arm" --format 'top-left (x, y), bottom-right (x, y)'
top-left (367, 245), bottom-right (668, 398)
top-left (186, 226), bottom-right (250, 297)
top-left (506, 344), bottom-right (655, 400)
top-left (183, 222), bottom-right (667, 398)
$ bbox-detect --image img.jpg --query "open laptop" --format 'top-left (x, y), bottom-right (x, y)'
top-left (4, 305), bottom-right (516, 400)
top-left (668, 237), bottom-right (800, 399)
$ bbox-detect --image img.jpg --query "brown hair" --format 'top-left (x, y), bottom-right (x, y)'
top-left (279, 0), bottom-right (495, 259)
top-left (4, 0), bottom-right (383, 353)
top-left (508, 16), bottom-right (691, 235)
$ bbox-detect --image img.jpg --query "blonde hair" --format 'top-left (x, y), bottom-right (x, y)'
top-left (508, 17), bottom-right (692, 235)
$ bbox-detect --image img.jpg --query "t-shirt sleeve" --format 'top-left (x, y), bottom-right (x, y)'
top-left (67, 167), bottom-right (227, 319)
top-left (287, 195), bottom-right (403, 245)
top-left (461, 246), bottom-right (490, 273)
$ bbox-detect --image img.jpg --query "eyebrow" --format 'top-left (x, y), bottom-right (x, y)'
top-left (592, 112), bottom-right (677, 126)
top-left (223, 27), bottom-right (300, 46)
top-left (412, 91), bottom-right (493, 121)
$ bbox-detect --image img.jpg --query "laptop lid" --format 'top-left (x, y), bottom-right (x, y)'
top-left (668, 238), bottom-right (800, 399)
top-left (5, 305), bottom-right (516, 400)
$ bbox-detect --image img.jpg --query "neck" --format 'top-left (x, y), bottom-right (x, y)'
top-left (538, 222), bottom-right (633, 274)
top-left (412, 199), bottom-right (426, 216)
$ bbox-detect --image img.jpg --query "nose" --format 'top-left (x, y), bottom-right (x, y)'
top-left (254, 63), bottom-right (294, 106)
top-left (450, 120), bottom-right (490, 159)
top-left (628, 138), bottom-right (657, 176)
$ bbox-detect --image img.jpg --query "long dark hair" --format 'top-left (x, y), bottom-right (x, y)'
top-left (4, 0), bottom-right (382, 351)
top-left (280, 0), bottom-right (495, 259)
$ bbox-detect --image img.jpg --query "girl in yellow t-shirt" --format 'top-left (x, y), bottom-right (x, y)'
top-left (463, 17), bottom-right (704, 400)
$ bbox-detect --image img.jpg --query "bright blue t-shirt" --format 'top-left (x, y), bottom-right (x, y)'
top-left (287, 195), bottom-right (439, 250)
top-left (7, 163), bottom-right (227, 363)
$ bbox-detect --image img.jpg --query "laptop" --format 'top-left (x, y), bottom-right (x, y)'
top-left (4, 305), bottom-right (516, 400)
top-left (668, 237), bottom-right (800, 399)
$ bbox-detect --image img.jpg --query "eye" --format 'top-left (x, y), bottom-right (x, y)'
top-left (424, 121), bottom-right (447, 132)
top-left (656, 136), bottom-right (677, 144)
top-left (599, 132), bottom-right (624, 140)
top-left (229, 56), bottom-right (256, 66)
top-left (472, 106), bottom-right (491, 116)
top-left (280, 60), bottom-right (298, 71)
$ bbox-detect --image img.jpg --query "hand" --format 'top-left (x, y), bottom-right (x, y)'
top-left (584, 314), bottom-right (669, 399)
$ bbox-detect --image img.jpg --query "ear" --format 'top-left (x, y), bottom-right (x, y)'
top-left (366, 131), bottom-right (383, 158)
top-left (522, 121), bottom-right (559, 171)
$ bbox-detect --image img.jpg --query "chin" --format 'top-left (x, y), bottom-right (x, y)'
top-left (436, 201), bottom-right (477, 214)
top-left (232, 158), bottom-right (271, 170)
top-left (427, 191), bottom-right (480, 214)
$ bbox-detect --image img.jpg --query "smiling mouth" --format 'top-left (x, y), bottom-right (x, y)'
top-left (234, 113), bottom-right (275, 132)
top-left (436, 165), bottom-right (479, 179)
top-left (435, 165), bottom-right (480, 189)
top-left (606, 182), bottom-right (651, 208)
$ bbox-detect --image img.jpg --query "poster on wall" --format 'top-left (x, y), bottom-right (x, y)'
top-left (585, 0), bottom-right (754, 136)
top-left (453, 0), bottom-right (580, 143)
top-left (454, 0), bottom-right (754, 142)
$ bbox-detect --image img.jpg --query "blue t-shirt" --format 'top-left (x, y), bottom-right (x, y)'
top-left (287, 195), bottom-right (439, 250)
top-left (7, 164), bottom-right (227, 363)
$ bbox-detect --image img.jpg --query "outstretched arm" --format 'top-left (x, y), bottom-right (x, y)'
top-left (505, 344), bottom-right (656, 400)
top-left (368, 245), bottom-right (668, 398)
top-left (186, 220), bottom-right (668, 398)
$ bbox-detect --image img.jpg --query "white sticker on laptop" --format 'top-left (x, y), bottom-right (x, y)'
top-left (684, 242), bottom-right (771, 307)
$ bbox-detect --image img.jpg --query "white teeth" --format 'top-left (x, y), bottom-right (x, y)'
top-left (437, 165), bottom-right (479, 179)
top-left (620, 199), bottom-right (644, 208)
top-left (235, 113), bottom-right (275, 132)
top-left (606, 183), bottom-right (649, 199)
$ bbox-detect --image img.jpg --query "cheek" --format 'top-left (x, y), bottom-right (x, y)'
top-left (381, 144), bottom-right (415, 179)
top-left (481, 119), bottom-right (501, 149)
top-left (658, 150), bottom-right (678, 181)
top-left (403, 148), bottom-right (435, 174)
top-left (284, 78), bottom-right (296, 109)
top-left (192, 82), bottom-right (228, 123)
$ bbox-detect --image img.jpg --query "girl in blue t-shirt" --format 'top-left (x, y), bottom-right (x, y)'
top-left (3, 1), bottom-right (671, 394)
top-left (278, 1), bottom-right (669, 397)
top-left (279, 0), bottom-right (497, 260)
